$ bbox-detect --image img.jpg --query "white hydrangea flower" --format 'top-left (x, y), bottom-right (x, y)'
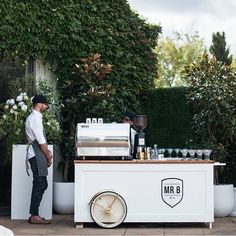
top-left (18, 101), bottom-right (24, 107)
top-left (10, 109), bottom-right (14, 114)
top-left (20, 92), bottom-right (27, 96)
top-left (6, 99), bottom-right (15, 105)
top-left (9, 99), bottom-right (15, 105)
top-left (4, 105), bottom-right (9, 109)
top-left (12, 105), bottom-right (17, 110)
top-left (3, 115), bottom-right (7, 119)
top-left (21, 104), bottom-right (28, 112)
top-left (23, 95), bottom-right (29, 101)
top-left (16, 95), bottom-right (23, 102)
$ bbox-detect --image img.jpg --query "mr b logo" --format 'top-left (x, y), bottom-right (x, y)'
top-left (161, 178), bottom-right (183, 208)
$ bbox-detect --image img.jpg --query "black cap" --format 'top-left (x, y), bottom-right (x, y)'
top-left (32, 95), bottom-right (48, 104)
top-left (123, 111), bottom-right (136, 121)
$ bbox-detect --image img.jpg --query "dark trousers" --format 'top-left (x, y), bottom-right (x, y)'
top-left (29, 156), bottom-right (48, 216)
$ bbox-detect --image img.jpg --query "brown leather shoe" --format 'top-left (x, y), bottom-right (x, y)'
top-left (28, 216), bottom-right (51, 224)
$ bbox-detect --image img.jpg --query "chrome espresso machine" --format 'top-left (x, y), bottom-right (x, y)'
top-left (75, 123), bottom-right (130, 159)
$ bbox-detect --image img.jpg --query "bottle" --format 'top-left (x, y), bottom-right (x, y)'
top-left (138, 146), bottom-right (145, 160)
top-left (151, 144), bottom-right (158, 160)
top-left (136, 146), bottom-right (143, 159)
top-left (158, 149), bottom-right (164, 159)
top-left (145, 147), bottom-right (151, 160)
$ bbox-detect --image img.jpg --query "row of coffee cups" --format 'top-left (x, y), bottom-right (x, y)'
top-left (86, 118), bottom-right (104, 124)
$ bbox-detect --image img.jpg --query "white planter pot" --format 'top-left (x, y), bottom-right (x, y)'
top-left (230, 187), bottom-right (236, 216)
top-left (214, 184), bottom-right (234, 217)
top-left (53, 182), bottom-right (74, 214)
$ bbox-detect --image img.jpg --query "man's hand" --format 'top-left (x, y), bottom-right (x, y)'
top-left (47, 150), bottom-right (53, 167)
top-left (39, 143), bottom-right (53, 167)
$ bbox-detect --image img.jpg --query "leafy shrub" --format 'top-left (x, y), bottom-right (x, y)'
top-left (183, 53), bottom-right (236, 184)
top-left (0, 79), bottom-right (62, 163)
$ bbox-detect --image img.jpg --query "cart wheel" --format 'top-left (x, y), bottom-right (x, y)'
top-left (90, 190), bottom-right (127, 228)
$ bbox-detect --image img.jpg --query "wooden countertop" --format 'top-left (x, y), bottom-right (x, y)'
top-left (74, 159), bottom-right (214, 164)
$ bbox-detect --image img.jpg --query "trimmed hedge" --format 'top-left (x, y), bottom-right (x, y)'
top-left (144, 87), bottom-right (236, 185)
top-left (145, 87), bottom-right (194, 148)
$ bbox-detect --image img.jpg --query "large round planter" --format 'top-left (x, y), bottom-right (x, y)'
top-left (230, 187), bottom-right (236, 216)
top-left (53, 182), bottom-right (74, 214)
top-left (214, 184), bottom-right (234, 217)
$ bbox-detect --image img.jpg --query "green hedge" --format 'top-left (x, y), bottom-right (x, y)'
top-left (145, 87), bottom-right (194, 148)
top-left (145, 87), bottom-right (236, 185)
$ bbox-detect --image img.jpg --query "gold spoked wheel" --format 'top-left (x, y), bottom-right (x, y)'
top-left (90, 190), bottom-right (127, 228)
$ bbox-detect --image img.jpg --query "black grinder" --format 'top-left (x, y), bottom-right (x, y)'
top-left (133, 115), bottom-right (147, 148)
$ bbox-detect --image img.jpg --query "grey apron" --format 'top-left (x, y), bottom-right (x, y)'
top-left (31, 140), bottom-right (48, 176)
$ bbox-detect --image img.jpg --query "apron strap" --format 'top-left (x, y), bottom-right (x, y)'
top-left (25, 142), bottom-right (32, 176)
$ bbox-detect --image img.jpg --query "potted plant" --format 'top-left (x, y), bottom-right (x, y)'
top-left (183, 53), bottom-right (236, 217)
top-left (53, 141), bottom-right (75, 214)
top-left (0, 77), bottom-right (62, 218)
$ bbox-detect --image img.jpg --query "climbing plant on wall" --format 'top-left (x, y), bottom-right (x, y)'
top-left (1, 0), bottom-right (161, 178)
top-left (0, 0), bottom-right (161, 119)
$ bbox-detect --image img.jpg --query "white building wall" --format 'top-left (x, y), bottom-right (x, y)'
top-left (35, 60), bottom-right (56, 86)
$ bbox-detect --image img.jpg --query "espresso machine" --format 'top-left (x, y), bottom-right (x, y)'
top-left (75, 123), bottom-right (130, 159)
top-left (133, 115), bottom-right (147, 148)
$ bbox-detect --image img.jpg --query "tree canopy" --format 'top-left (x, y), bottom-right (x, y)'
top-left (210, 32), bottom-right (232, 66)
top-left (155, 32), bottom-right (205, 87)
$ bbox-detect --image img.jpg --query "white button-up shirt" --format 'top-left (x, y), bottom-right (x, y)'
top-left (25, 110), bottom-right (47, 159)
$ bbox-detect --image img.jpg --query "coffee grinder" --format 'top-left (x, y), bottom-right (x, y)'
top-left (133, 115), bottom-right (147, 148)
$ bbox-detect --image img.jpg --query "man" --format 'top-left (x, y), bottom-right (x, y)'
top-left (122, 111), bottom-right (138, 159)
top-left (25, 95), bottom-right (52, 224)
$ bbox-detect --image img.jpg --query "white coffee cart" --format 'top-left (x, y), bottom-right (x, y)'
top-left (74, 123), bottom-right (214, 228)
top-left (74, 160), bottom-right (214, 228)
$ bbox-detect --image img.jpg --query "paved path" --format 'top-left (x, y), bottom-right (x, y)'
top-left (1, 215), bottom-right (236, 235)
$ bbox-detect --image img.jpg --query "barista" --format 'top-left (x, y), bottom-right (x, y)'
top-left (122, 111), bottom-right (138, 159)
